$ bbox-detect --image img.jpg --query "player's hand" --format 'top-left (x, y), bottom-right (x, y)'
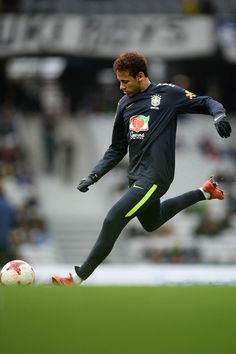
top-left (214, 113), bottom-right (231, 138)
top-left (77, 173), bottom-right (99, 192)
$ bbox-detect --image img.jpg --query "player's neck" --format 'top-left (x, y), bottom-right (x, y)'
top-left (140, 78), bottom-right (151, 93)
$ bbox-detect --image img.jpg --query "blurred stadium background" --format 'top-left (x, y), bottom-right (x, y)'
top-left (1, 0), bottom-right (236, 285)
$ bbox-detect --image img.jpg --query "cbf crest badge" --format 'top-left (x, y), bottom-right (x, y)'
top-left (151, 94), bottom-right (161, 109)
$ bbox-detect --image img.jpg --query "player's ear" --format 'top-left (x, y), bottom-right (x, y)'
top-left (136, 72), bottom-right (144, 82)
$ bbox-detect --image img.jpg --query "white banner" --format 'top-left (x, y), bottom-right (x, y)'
top-left (0, 15), bottom-right (216, 59)
top-left (33, 263), bottom-right (236, 285)
top-left (217, 18), bottom-right (236, 63)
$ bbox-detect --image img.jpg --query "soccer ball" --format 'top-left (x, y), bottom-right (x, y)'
top-left (0, 260), bottom-right (35, 285)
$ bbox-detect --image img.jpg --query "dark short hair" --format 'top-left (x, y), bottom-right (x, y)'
top-left (113, 52), bottom-right (148, 77)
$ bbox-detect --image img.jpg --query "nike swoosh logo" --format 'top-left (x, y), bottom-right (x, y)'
top-left (126, 103), bottom-right (134, 110)
top-left (133, 184), bottom-right (144, 190)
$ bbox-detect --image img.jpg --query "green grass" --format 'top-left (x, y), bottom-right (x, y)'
top-left (1, 285), bottom-right (236, 354)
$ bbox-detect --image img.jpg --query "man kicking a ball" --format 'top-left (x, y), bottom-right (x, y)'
top-left (52, 52), bottom-right (231, 285)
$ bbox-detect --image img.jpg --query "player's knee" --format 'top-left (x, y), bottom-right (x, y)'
top-left (103, 214), bottom-right (115, 229)
top-left (104, 207), bottom-right (124, 229)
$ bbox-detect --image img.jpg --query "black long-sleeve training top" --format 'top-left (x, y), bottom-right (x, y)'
top-left (91, 82), bottom-right (225, 189)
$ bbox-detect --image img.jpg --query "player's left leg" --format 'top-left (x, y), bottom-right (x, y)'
top-left (138, 189), bottom-right (204, 232)
top-left (138, 176), bottom-right (224, 232)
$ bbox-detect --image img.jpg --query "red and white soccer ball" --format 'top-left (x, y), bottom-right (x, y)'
top-left (0, 260), bottom-right (35, 285)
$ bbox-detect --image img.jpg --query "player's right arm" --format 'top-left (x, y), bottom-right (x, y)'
top-left (77, 103), bottom-right (128, 192)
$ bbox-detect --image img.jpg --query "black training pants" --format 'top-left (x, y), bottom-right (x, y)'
top-left (77, 180), bottom-right (204, 280)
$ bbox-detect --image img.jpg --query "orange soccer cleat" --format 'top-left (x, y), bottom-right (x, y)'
top-left (202, 176), bottom-right (224, 200)
top-left (52, 273), bottom-right (75, 286)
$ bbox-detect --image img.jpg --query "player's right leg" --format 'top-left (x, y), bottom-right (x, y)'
top-left (52, 273), bottom-right (75, 286)
top-left (52, 180), bottom-right (158, 284)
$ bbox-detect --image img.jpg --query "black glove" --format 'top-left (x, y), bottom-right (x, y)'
top-left (214, 113), bottom-right (231, 138)
top-left (77, 173), bottom-right (99, 192)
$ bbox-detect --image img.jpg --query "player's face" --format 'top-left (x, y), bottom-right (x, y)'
top-left (116, 70), bottom-right (143, 97)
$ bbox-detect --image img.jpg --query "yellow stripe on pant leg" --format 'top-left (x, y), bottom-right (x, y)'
top-left (125, 184), bottom-right (158, 217)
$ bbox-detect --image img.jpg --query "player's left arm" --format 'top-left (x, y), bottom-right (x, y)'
top-left (173, 85), bottom-right (231, 138)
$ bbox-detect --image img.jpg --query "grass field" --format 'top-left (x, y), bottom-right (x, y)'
top-left (1, 285), bottom-right (236, 354)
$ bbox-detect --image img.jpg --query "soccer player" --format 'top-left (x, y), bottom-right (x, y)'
top-left (52, 52), bottom-right (231, 285)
